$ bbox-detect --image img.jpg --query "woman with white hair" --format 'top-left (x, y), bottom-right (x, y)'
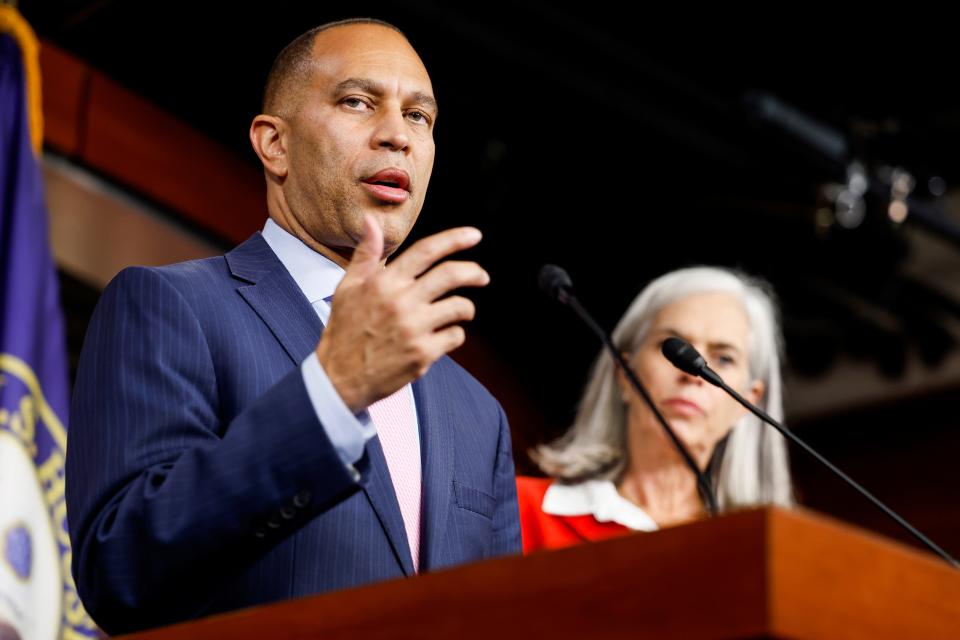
top-left (517, 266), bottom-right (794, 552)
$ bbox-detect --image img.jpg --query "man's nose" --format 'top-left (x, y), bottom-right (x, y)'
top-left (372, 108), bottom-right (410, 152)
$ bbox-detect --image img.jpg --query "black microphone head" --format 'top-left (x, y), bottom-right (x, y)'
top-left (661, 337), bottom-right (706, 377)
top-left (538, 264), bottom-right (573, 301)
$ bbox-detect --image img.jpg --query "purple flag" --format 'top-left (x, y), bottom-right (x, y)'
top-left (1, 11), bottom-right (97, 638)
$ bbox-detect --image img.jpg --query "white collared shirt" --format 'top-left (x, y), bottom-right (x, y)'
top-left (542, 480), bottom-right (659, 532)
top-left (260, 219), bottom-right (419, 468)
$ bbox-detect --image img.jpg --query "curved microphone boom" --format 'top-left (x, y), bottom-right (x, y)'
top-left (661, 336), bottom-right (959, 569)
top-left (538, 265), bottom-right (718, 516)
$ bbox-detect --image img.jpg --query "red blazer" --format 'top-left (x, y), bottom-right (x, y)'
top-left (516, 476), bottom-right (634, 554)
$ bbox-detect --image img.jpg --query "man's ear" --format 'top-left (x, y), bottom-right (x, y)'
top-left (249, 114), bottom-right (289, 179)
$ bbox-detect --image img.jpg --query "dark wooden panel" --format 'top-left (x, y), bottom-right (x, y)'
top-left (39, 40), bottom-right (88, 155)
top-left (80, 71), bottom-right (265, 244)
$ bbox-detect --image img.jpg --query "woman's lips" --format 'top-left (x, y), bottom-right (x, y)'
top-left (662, 398), bottom-right (705, 417)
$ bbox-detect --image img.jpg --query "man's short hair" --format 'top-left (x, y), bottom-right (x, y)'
top-left (262, 18), bottom-right (406, 117)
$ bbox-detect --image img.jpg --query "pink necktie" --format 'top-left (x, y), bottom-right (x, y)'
top-left (367, 388), bottom-right (422, 571)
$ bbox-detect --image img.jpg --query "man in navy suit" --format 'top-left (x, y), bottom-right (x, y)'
top-left (66, 18), bottom-right (521, 634)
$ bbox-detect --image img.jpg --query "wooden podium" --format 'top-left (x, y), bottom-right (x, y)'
top-left (123, 508), bottom-right (960, 639)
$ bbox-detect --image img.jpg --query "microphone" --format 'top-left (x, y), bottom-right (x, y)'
top-left (538, 265), bottom-right (719, 516)
top-left (661, 337), bottom-right (723, 387)
top-left (537, 264), bottom-right (573, 304)
top-left (661, 337), bottom-right (960, 569)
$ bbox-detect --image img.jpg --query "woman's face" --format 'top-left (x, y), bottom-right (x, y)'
top-left (619, 292), bottom-right (764, 465)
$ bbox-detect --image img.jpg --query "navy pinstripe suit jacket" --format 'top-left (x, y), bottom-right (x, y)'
top-left (66, 233), bottom-right (521, 634)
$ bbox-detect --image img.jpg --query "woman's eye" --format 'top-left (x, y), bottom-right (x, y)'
top-left (715, 354), bottom-right (736, 367)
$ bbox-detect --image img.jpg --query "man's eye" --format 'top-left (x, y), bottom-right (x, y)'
top-left (406, 110), bottom-right (429, 125)
top-left (342, 97), bottom-right (368, 110)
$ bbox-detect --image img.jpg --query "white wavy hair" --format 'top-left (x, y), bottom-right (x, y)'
top-left (533, 266), bottom-right (794, 510)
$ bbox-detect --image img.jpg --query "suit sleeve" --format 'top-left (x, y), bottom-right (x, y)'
top-left (66, 266), bottom-right (358, 633)
top-left (490, 402), bottom-right (523, 556)
top-left (300, 351), bottom-right (376, 465)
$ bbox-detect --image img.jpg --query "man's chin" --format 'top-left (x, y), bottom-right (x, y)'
top-left (369, 212), bottom-right (417, 249)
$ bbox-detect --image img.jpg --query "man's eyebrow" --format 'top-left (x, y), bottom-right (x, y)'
top-left (332, 77), bottom-right (438, 114)
top-left (333, 77), bottom-right (383, 96)
top-left (410, 91), bottom-right (439, 115)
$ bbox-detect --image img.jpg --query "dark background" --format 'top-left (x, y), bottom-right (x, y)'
top-left (24, 2), bottom-right (960, 555)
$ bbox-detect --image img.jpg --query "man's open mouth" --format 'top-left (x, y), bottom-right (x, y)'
top-left (361, 169), bottom-right (411, 204)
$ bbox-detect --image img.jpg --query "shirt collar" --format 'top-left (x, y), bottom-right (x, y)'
top-left (542, 480), bottom-right (659, 532)
top-left (261, 218), bottom-right (343, 304)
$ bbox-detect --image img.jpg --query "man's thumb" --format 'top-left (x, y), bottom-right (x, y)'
top-left (345, 214), bottom-right (383, 280)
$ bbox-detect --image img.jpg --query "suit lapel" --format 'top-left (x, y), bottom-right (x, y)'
top-left (357, 437), bottom-right (415, 576)
top-left (227, 233), bottom-right (415, 575)
top-left (227, 234), bottom-right (321, 365)
top-left (416, 366), bottom-right (453, 571)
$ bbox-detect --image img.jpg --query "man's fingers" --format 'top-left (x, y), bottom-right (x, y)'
top-left (424, 325), bottom-right (467, 360)
top-left (390, 227), bottom-right (482, 279)
top-left (342, 214), bottom-right (384, 284)
top-left (413, 306), bottom-right (474, 371)
top-left (421, 295), bottom-right (476, 330)
top-left (414, 261), bottom-right (489, 302)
